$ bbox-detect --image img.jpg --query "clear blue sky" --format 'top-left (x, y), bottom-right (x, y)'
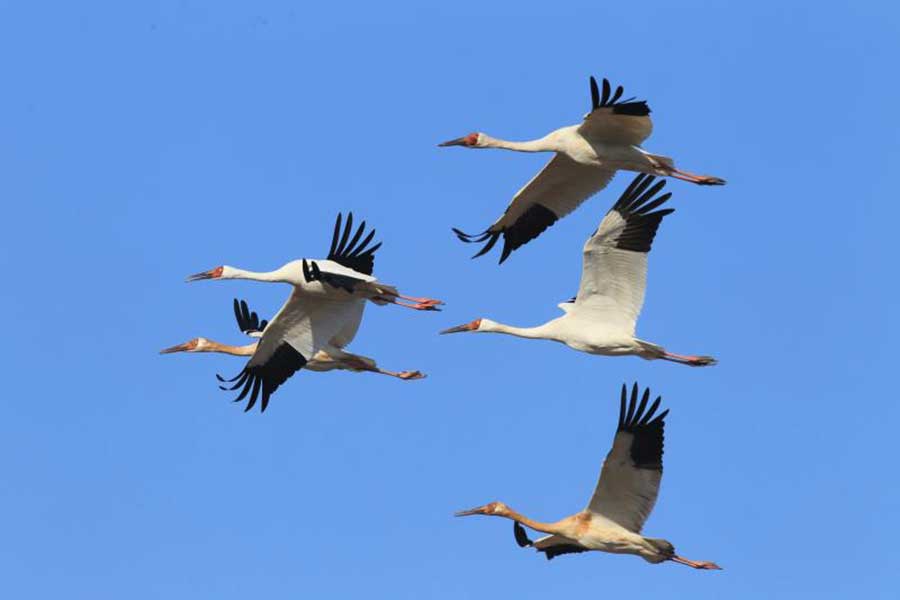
top-left (2, 1), bottom-right (898, 598)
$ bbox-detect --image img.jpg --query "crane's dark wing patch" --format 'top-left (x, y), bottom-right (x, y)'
top-left (326, 212), bottom-right (382, 276)
top-left (514, 523), bottom-right (590, 560)
top-left (513, 522), bottom-right (533, 548)
top-left (541, 544), bottom-right (591, 560)
top-left (605, 174), bottom-right (674, 253)
top-left (453, 204), bottom-right (558, 265)
top-left (216, 343), bottom-right (307, 413)
top-left (617, 382), bottom-right (667, 471)
top-left (588, 76), bottom-right (650, 117)
top-left (233, 298), bottom-right (268, 335)
top-left (302, 259), bottom-right (366, 294)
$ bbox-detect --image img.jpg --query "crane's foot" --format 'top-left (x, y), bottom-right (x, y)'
top-left (665, 168), bottom-right (726, 186)
top-left (662, 352), bottom-right (718, 367)
top-left (397, 370), bottom-right (426, 380)
top-left (397, 295), bottom-right (445, 308)
top-left (672, 556), bottom-right (722, 570)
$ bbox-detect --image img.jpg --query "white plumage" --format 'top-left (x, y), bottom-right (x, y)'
top-left (440, 174), bottom-right (717, 367)
top-left (441, 76), bottom-right (725, 263)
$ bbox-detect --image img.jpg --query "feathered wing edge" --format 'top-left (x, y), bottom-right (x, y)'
top-left (327, 212), bottom-right (382, 276)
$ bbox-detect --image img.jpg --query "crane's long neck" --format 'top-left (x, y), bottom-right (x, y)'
top-left (500, 507), bottom-right (567, 537)
top-left (203, 340), bottom-right (258, 356)
top-left (480, 133), bottom-right (560, 153)
top-left (223, 265), bottom-right (294, 283)
top-left (481, 319), bottom-right (560, 342)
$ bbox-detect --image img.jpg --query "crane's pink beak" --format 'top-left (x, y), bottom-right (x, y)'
top-left (438, 133), bottom-right (479, 147)
top-left (454, 504), bottom-right (490, 517)
top-left (186, 266), bottom-right (224, 282)
top-left (159, 339), bottom-right (198, 354)
top-left (439, 318), bottom-right (482, 335)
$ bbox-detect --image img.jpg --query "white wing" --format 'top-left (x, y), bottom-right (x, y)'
top-left (578, 76), bottom-right (652, 146)
top-left (455, 154), bottom-right (615, 263)
top-left (218, 290), bottom-right (361, 412)
top-left (572, 174), bottom-right (673, 335)
top-left (586, 383), bottom-right (668, 533)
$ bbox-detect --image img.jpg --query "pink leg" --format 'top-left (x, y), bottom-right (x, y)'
top-left (375, 296), bottom-right (442, 311)
top-left (662, 351), bottom-right (717, 367)
top-left (396, 294), bottom-right (444, 308)
top-left (671, 555), bottom-right (722, 570)
top-left (666, 168), bottom-right (726, 186)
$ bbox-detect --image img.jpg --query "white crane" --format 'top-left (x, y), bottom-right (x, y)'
top-left (440, 174), bottom-right (716, 367)
top-left (182, 215), bottom-right (439, 411)
top-left (160, 299), bottom-right (425, 384)
top-left (186, 213), bottom-right (443, 311)
top-left (455, 383), bottom-right (721, 570)
top-left (440, 75), bottom-right (725, 263)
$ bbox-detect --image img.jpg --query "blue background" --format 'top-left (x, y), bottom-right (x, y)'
top-left (2, 1), bottom-right (898, 597)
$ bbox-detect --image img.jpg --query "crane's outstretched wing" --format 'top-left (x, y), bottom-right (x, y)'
top-left (233, 298), bottom-right (268, 338)
top-left (586, 383), bottom-right (668, 533)
top-left (578, 76), bottom-right (652, 146)
top-left (513, 522), bottom-right (589, 560)
top-left (326, 212), bottom-right (382, 276)
top-left (217, 292), bottom-right (361, 412)
top-left (454, 154), bottom-right (616, 264)
top-left (571, 173), bottom-right (673, 336)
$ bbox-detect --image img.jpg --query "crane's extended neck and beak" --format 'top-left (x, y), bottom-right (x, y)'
top-left (440, 318), bottom-right (558, 341)
top-left (159, 338), bottom-right (257, 356)
top-left (185, 264), bottom-right (297, 284)
top-left (438, 132), bottom-right (562, 153)
top-left (454, 502), bottom-right (567, 537)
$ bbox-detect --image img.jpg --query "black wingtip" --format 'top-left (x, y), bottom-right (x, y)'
top-left (513, 522), bottom-right (533, 548)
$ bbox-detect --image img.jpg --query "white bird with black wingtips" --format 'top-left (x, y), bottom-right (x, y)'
top-left (440, 75), bottom-right (725, 263)
top-left (455, 383), bottom-right (721, 570)
top-left (441, 174), bottom-right (716, 367)
top-left (186, 213), bottom-right (444, 311)
top-left (183, 214), bottom-right (439, 411)
top-left (160, 299), bottom-right (426, 401)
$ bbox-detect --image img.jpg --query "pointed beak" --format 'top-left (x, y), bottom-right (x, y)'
top-left (159, 342), bottom-right (192, 354)
top-left (454, 505), bottom-right (488, 517)
top-left (438, 136), bottom-right (469, 147)
top-left (185, 268), bottom-right (220, 282)
top-left (440, 319), bottom-right (480, 335)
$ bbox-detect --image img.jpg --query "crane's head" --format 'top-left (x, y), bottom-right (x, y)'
top-left (438, 132), bottom-right (483, 148)
top-left (455, 501), bottom-right (510, 518)
top-left (159, 337), bottom-right (212, 354)
top-left (186, 266), bottom-right (227, 282)
top-left (439, 318), bottom-right (484, 335)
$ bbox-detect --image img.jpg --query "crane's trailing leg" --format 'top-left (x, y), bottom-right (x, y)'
top-left (374, 293), bottom-right (444, 311)
top-left (664, 168), bottom-right (726, 186)
top-left (670, 555), bottom-right (722, 570)
top-left (661, 351), bottom-right (718, 367)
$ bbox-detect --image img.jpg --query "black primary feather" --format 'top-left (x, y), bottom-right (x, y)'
top-left (326, 212), bottom-right (382, 275)
top-left (216, 343), bottom-right (308, 413)
top-left (453, 203), bottom-right (558, 265)
top-left (587, 75), bottom-right (650, 117)
top-left (233, 298), bottom-right (268, 334)
top-left (302, 259), bottom-right (364, 294)
top-left (617, 382), bottom-right (668, 471)
top-left (606, 174), bottom-right (674, 253)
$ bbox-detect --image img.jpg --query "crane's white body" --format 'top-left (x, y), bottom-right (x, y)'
top-left (443, 77), bottom-right (722, 263)
top-left (442, 175), bottom-right (715, 367)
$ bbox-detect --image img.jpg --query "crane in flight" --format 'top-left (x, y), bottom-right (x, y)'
top-left (440, 75), bottom-right (725, 263)
top-left (441, 174), bottom-right (716, 367)
top-left (160, 298), bottom-right (425, 383)
top-left (455, 383), bottom-right (721, 570)
top-left (187, 212), bottom-right (443, 311)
